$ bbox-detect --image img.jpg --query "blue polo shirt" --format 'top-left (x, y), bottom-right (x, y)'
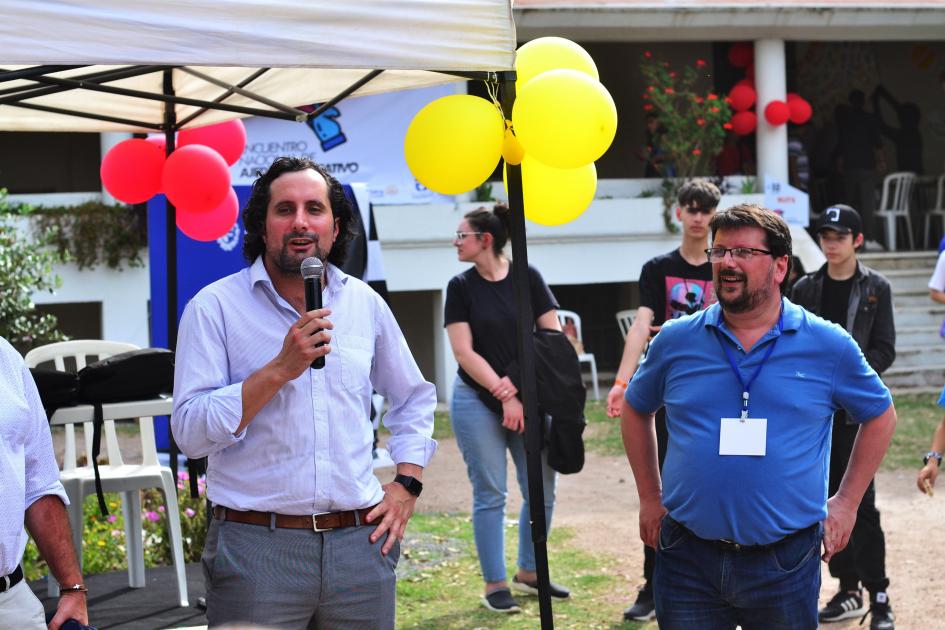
top-left (626, 297), bottom-right (892, 545)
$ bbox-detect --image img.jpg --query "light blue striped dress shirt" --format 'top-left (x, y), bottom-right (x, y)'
top-left (0, 337), bottom-right (68, 576)
top-left (172, 258), bottom-right (437, 515)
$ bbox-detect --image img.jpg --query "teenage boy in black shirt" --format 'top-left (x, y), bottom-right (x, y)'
top-left (606, 179), bottom-right (721, 621)
top-left (791, 204), bottom-right (896, 630)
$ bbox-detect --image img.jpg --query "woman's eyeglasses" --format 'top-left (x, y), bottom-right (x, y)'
top-left (454, 231), bottom-right (483, 240)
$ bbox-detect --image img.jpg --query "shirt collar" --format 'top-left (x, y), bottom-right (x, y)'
top-left (704, 297), bottom-right (802, 334)
top-left (249, 256), bottom-right (350, 296)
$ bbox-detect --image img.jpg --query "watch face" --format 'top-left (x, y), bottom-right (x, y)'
top-left (396, 474), bottom-right (422, 496)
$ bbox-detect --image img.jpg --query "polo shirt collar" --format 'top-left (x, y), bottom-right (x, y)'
top-left (704, 296), bottom-right (802, 335)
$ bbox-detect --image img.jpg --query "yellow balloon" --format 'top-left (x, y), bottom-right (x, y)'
top-left (513, 69), bottom-right (617, 170)
top-left (515, 37), bottom-right (599, 93)
top-left (404, 95), bottom-right (504, 195)
top-left (504, 157), bottom-right (597, 226)
top-left (501, 125), bottom-right (524, 166)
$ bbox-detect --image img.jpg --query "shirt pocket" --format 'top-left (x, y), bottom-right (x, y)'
top-left (337, 333), bottom-right (374, 394)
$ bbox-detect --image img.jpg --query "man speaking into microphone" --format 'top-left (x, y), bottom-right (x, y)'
top-left (172, 156), bottom-right (437, 629)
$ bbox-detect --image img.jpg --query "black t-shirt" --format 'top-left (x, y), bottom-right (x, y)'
top-left (638, 249), bottom-right (715, 326)
top-left (444, 264), bottom-right (558, 387)
top-left (822, 274), bottom-right (854, 328)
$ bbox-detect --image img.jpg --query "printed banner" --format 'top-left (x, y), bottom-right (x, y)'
top-left (233, 83), bottom-right (461, 204)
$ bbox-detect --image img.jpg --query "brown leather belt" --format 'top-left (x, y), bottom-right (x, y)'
top-left (213, 505), bottom-right (377, 532)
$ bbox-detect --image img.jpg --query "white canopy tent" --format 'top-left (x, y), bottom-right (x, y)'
top-left (1, 2), bottom-right (559, 626)
top-left (2, 0), bottom-right (515, 131)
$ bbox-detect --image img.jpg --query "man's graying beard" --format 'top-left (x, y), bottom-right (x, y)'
top-left (715, 264), bottom-right (775, 314)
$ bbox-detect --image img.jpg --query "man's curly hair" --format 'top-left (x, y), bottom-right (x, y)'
top-left (241, 156), bottom-right (356, 266)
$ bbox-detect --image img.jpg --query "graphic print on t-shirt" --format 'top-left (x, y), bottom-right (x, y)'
top-left (665, 276), bottom-right (716, 320)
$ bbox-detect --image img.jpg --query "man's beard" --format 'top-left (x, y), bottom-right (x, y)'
top-left (269, 231), bottom-right (329, 276)
top-left (715, 264), bottom-right (775, 314)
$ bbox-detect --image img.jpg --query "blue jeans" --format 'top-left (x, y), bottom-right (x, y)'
top-left (450, 379), bottom-right (557, 583)
top-left (654, 515), bottom-right (822, 630)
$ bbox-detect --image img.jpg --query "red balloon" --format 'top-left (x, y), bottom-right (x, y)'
top-left (100, 139), bottom-right (165, 204)
top-left (162, 145), bottom-right (231, 213)
top-left (178, 119), bottom-right (247, 166)
top-left (736, 78), bottom-right (755, 89)
top-left (146, 135), bottom-right (168, 155)
top-left (728, 42), bottom-right (753, 68)
top-left (788, 97), bottom-right (813, 124)
top-left (731, 111), bottom-right (757, 136)
top-left (786, 92), bottom-right (801, 102)
top-left (728, 85), bottom-right (756, 112)
top-left (177, 188), bottom-right (239, 241)
top-left (764, 100), bottom-right (791, 126)
top-left (745, 62), bottom-right (755, 80)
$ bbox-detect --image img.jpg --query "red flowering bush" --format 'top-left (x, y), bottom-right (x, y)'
top-left (640, 53), bottom-right (731, 229)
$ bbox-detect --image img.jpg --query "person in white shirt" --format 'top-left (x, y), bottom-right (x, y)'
top-left (172, 157), bottom-right (437, 629)
top-left (0, 337), bottom-right (87, 630)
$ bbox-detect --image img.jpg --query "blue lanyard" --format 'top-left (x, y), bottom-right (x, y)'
top-left (712, 307), bottom-right (784, 420)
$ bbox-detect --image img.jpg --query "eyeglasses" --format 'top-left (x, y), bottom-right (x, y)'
top-left (705, 246), bottom-right (774, 263)
top-left (454, 231), bottom-right (483, 240)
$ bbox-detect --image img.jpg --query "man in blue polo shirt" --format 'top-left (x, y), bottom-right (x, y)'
top-left (620, 203), bottom-right (896, 629)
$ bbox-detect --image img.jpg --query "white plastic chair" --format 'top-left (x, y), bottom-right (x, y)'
top-left (922, 175), bottom-right (945, 249)
top-left (25, 340), bottom-right (188, 606)
top-left (876, 171), bottom-right (917, 251)
top-left (556, 310), bottom-right (599, 400)
top-left (615, 309), bottom-right (635, 340)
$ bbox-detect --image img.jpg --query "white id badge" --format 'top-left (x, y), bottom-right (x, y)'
top-left (719, 418), bottom-right (767, 456)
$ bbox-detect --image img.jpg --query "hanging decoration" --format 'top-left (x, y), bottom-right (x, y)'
top-left (401, 36), bottom-right (617, 226)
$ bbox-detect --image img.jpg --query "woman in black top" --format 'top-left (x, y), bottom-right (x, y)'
top-left (444, 204), bottom-right (569, 613)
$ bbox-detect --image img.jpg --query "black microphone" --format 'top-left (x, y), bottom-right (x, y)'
top-left (301, 257), bottom-right (325, 369)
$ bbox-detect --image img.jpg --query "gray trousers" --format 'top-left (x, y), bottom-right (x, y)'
top-left (203, 516), bottom-right (399, 629)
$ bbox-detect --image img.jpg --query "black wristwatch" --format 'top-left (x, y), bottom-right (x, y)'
top-left (924, 451), bottom-right (942, 467)
top-left (393, 474), bottom-right (423, 497)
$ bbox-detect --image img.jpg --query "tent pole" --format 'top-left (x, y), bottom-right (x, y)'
top-left (500, 76), bottom-right (554, 630)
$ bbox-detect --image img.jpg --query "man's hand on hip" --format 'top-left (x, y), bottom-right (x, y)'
top-left (822, 494), bottom-right (858, 562)
top-left (367, 481), bottom-right (418, 555)
top-left (639, 495), bottom-right (668, 549)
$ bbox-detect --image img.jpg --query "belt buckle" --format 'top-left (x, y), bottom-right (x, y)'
top-left (719, 538), bottom-right (741, 550)
top-left (1, 574), bottom-right (9, 593)
top-left (312, 511), bottom-right (333, 533)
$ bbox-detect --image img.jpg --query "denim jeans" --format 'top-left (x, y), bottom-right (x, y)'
top-left (450, 379), bottom-right (557, 583)
top-left (653, 515), bottom-right (822, 630)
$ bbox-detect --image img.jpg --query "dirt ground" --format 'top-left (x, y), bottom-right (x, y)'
top-left (415, 436), bottom-right (945, 628)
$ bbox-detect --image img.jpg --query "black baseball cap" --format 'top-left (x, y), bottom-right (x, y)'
top-left (818, 204), bottom-right (862, 235)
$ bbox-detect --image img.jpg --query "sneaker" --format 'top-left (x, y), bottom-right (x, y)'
top-left (862, 592), bottom-right (895, 630)
top-left (511, 575), bottom-right (571, 599)
top-left (819, 589), bottom-right (865, 622)
top-left (623, 583), bottom-right (655, 621)
top-left (481, 588), bottom-right (521, 614)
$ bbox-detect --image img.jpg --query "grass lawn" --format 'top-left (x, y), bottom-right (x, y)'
top-left (397, 514), bottom-right (653, 630)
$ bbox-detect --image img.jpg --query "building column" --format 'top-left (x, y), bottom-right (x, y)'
top-left (754, 39), bottom-right (788, 184)
top-left (99, 132), bottom-right (133, 205)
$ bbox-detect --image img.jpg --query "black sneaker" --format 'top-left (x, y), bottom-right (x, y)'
top-left (481, 588), bottom-right (521, 614)
top-left (819, 589), bottom-right (865, 622)
top-left (623, 583), bottom-right (655, 621)
top-left (862, 592), bottom-right (895, 630)
top-left (511, 575), bottom-right (571, 599)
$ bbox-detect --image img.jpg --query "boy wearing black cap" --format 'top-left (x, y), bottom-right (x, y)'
top-left (791, 204), bottom-right (896, 630)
